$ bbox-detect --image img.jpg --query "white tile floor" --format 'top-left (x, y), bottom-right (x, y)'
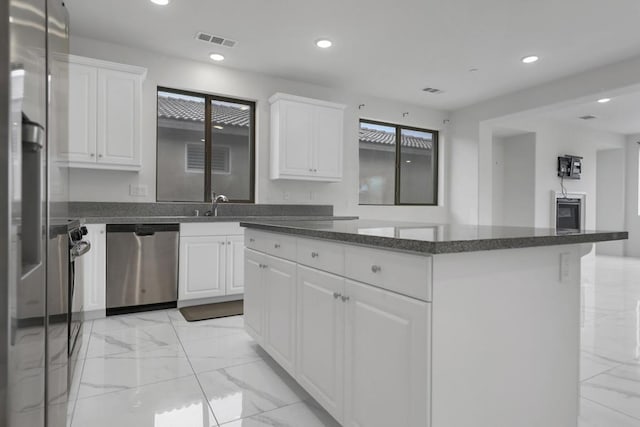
top-left (67, 255), bottom-right (640, 426)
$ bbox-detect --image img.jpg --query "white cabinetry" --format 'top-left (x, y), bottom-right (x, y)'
top-left (344, 279), bottom-right (429, 427)
top-left (243, 247), bottom-right (297, 375)
top-left (79, 224), bottom-right (106, 315)
top-left (62, 55), bottom-right (146, 171)
top-left (178, 223), bottom-right (245, 303)
top-left (244, 230), bottom-right (431, 427)
top-left (296, 265), bottom-right (345, 422)
top-left (269, 93), bottom-right (345, 181)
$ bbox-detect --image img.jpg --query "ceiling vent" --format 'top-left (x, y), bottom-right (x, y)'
top-left (422, 87), bottom-right (444, 94)
top-left (579, 115), bottom-right (597, 120)
top-left (195, 32), bottom-right (237, 48)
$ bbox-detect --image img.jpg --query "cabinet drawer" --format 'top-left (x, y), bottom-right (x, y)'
top-left (296, 237), bottom-right (344, 275)
top-left (344, 245), bottom-right (431, 301)
top-left (245, 229), bottom-right (296, 261)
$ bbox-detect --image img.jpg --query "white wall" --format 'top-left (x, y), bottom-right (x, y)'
top-left (492, 133), bottom-right (535, 227)
top-left (596, 148), bottom-right (626, 256)
top-left (530, 121), bottom-right (625, 230)
top-left (69, 36), bottom-right (450, 221)
top-left (625, 136), bottom-right (640, 257)
top-left (450, 53), bottom-right (640, 226)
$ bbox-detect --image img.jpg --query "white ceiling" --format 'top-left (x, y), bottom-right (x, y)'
top-left (539, 91), bottom-right (640, 135)
top-left (65, 0), bottom-right (640, 110)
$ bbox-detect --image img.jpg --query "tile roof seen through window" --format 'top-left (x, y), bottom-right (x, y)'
top-left (158, 95), bottom-right (250, 127)
top-left (359, 128), bottom-right (433, 150)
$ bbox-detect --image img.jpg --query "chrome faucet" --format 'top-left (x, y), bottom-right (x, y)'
top-left (205, 192), bottom-right (229, 216)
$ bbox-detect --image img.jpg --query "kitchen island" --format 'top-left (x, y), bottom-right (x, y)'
top-left (240, 219), bottom-right (627, 427)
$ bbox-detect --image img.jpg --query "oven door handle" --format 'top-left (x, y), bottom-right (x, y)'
top-left (71, 241), bottom-right (91, 259)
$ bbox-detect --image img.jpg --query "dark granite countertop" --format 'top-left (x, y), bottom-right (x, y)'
top-left (81, 215), bottom-right (358, 225)
top-left (239, 219), bottom-right (628, 254)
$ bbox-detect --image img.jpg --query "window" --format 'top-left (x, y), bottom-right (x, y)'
top-left (359, 119), bottom-right (438, 205)
top-left (156, 87), bottom-right (255, 202)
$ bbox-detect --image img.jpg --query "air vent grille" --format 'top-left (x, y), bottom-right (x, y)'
top-left (422, 87), bottom-right (444, 94)
top-left (579, 115), bottom-right (597, 120)
top-left (195, 32), bottom-right (237, 48)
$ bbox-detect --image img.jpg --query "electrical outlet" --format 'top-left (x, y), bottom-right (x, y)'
top-left (283, 191), bottom-right (290, 201)
top-left (129, 184), bottom-right (148, 197)
top-left (559, 252), bottom-right (571, 283)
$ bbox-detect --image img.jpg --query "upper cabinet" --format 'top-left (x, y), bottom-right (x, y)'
top-left (269, 93), bottom-right (345, 181)
top-left (62, 55), bottom-right (146, 171)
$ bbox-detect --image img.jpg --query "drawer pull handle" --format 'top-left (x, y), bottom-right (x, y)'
top-left (274, 243), bottom-right (281, 249)
top-left (311, 252), bottom-right (319, 258)
top-left (260, 264), bottom-right (268, 269)
top-left (341, 295), bottom-right (350, 302)
top-left (249, 238), bottom-right (255, 242)
top-left (371, 265), bottom-right (382, 273)
top-left (333, 292), bottom-right (341, 299)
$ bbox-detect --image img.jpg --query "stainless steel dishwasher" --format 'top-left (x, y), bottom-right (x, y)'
top-left (106, 224), bottom-right (179, 315)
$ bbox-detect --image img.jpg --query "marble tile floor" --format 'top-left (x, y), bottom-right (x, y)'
top-left (68, 309), bottom-right (340, 427)
top-left (67, 255), bottom-right (640, 426)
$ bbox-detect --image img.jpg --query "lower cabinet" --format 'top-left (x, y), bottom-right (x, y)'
top-left (296, 265), bottom-right (345, 422)
top-left (244, 249), bottom-right (265, 344)
top-left (178, 225), bottom-right (245, 301)
top-left (243, 249), bottom-right (297, 374)
top-left (179, 236), bottom-right (226, 299)
top-left (343, 279), bottom-right (430, 427)
top-left (245, 243), bottom-right (431, 427)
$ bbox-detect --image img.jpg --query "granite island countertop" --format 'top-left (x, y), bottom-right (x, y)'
top-left (239, 219), bottom-right (628, 254)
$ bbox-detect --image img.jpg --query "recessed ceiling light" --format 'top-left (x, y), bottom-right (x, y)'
top-left (240, 105), bottom-right (250, 111)
top-left (597, 98), bottom-right (611, 103)
top-left (9, 16), bottom-right (14, 23)
top-left (468, 67), bottom-right (479, 72)
top-left (405, 160), bottom-right (412, 163)
top-left (521, 55), bottom-right (539, 64)
top-left (209, 53), bottom-right (225, 61)
top-left (150, 0), bottom-right (170, 5)
top-left (315, 39), bottom-right (333, 49)
top-left (200, 138), bottom-right (205, 142)
top-left (214, 125), bottom-right (224, 130)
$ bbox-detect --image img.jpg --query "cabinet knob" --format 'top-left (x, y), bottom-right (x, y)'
top-left (308, 168), bottom-right (313, 172)
top-left (313, 169), bottom-right (318, 172)
top-left (98, 154), bottom-right (103, 158)
top-left (333, 292), bottom-right (341, 299)
top-left (90, 153), bottom-right (95, 157)
top-left (274, 243), bottom-right (280, 249)
top-left (341, 295), bottom-right (350, 302)
top-left (220, 241), bottom-right (225, 245)
top-left (371, 265), bottom-right (382, 273)
top-left (311, 252), bottom-right (319, 258)
top-left (249, 238), bottom-right (255, 242)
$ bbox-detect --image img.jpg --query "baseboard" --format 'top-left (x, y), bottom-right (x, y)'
top-left (177, 294), bottom-right (243, 308)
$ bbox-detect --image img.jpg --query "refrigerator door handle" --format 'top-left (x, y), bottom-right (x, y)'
top-left (20, 114), bottom-right (45, 276)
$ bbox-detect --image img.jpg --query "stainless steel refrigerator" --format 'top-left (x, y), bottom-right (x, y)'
top-left (1, 1), bottom-right (70, 426)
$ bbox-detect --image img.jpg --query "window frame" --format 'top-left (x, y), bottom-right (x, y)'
top-left (358, 118), bottom-right (439, 206)
top-left (156, 86), bottom-right (256, 203)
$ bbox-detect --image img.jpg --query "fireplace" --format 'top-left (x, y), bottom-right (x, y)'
top-left (551, 191), bottom-right (585, 232)
top-left (556, 198), bottom-right (581, 232)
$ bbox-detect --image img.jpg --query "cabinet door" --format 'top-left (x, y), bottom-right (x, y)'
top-left (313, 106), bottom-right (343, 180)
top-left (263, 254), bottom-right (297, 374)
top-left (244, 249), bottom-right (264, 344)
top-left (66, 62), bottom-right (97, 163)
top-left (297, 266), bottom-right (345, 423)
top-left (279, 100), bottom-right (314, 176)
top-left (96, 68), bottom-right (141, 167)
top-left (178, 236), bottom-right (226, 300)
top-left (80, 224), bottom-right (106, 313)
top-left (225, 235), bottom-right (245, 295)
top-left (344, 279), bottom-right (430, 427)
